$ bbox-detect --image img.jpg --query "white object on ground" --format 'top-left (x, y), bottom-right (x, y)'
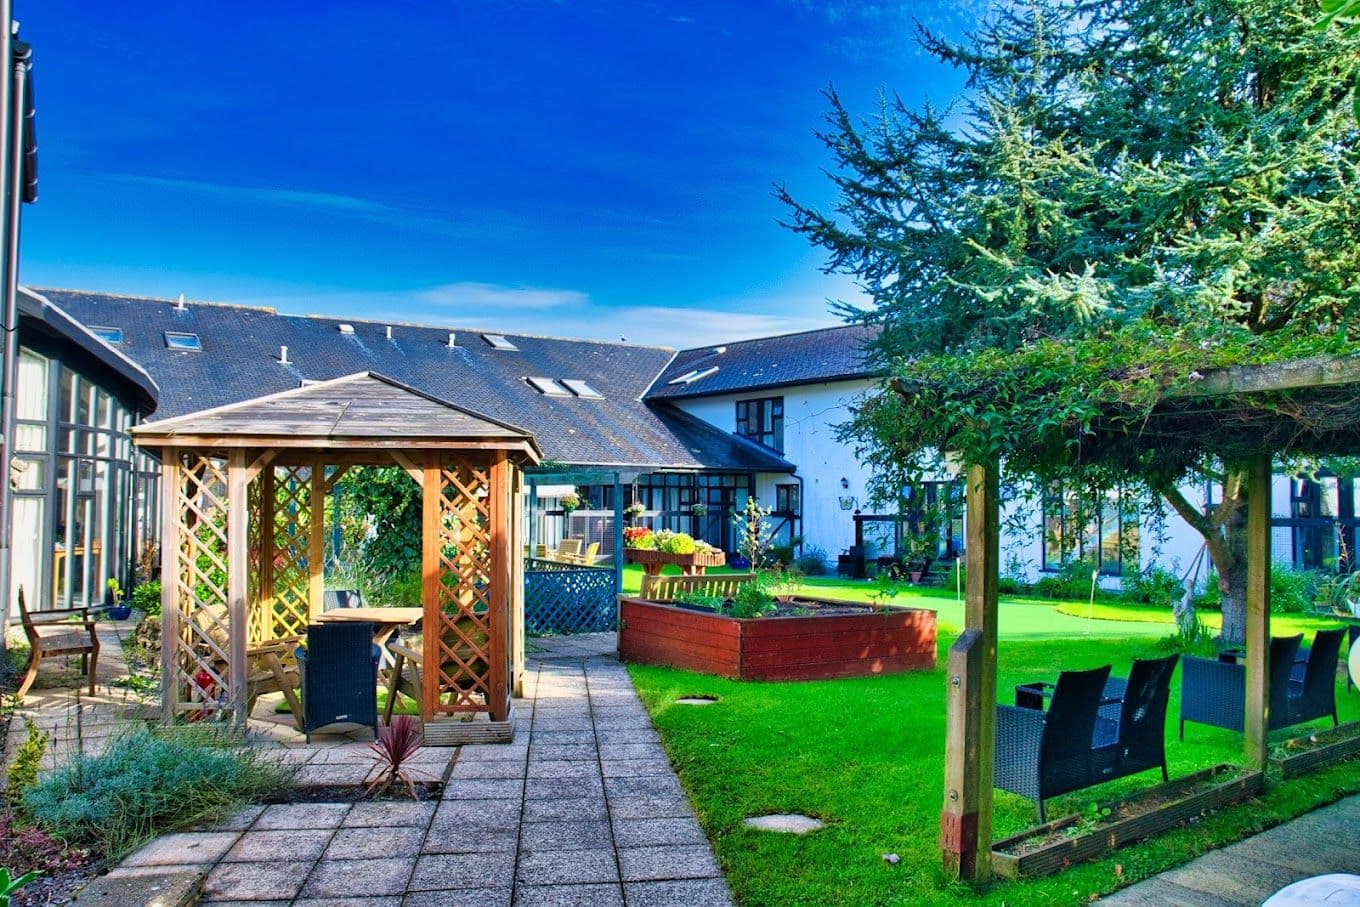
top-left (743, 814), bottom-right (824, 834)
top-left (1263, 874), bottom-right (1360, 905)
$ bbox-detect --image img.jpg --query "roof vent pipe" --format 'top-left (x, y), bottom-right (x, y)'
top-left (385, 325), bottom-right (393, 340)
top-left (447, 332), bottom-right (457, 348)
top-left (279, 345), bottom-right (289, 365)
top-left (175, 293), bottom-right (186, 311)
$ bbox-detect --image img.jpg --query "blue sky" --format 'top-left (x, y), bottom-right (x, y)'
top-left (18, 2), bottom-right (974, 347)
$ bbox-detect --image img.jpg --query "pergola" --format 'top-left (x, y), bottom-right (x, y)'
top-left (934, 354), bottom-right (1360, 880)
top-left (132, 372), bottom-right (541, 737)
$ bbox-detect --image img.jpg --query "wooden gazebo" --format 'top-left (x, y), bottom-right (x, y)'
top-left (132, 372), bottom-right (540, 739)
top-left (935, 355), bottom-right (1360, 880)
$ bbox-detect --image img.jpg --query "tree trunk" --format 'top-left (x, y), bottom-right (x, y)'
top-left (1155, 466), bottom-right (1250, 646)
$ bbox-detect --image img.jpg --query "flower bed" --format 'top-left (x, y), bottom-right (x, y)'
top-left (1269, 720), bottom-right (1360, 778)
top-left (618, 596), bottom-right (936, 680)
top-left (990, 764), bottom-right (1264, 879)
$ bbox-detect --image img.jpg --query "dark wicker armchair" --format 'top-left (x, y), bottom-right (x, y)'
top-left (1091, 654), bottom-right (1179, 786)
top-left (995, 665), bottom-right (1111, 823)
top-left (1288, 628), bottom-right (1345, 727)
top-left (1180, 634), bottom-right (1301, 738)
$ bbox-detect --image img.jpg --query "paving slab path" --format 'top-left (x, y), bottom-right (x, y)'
top-left (1100, 794), bottom-right (1360, 905)
top-left (108, 632), bottom-right (735, 906)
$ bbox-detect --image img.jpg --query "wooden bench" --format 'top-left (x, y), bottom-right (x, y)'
top-left (16, 586), bottom-right (100, 699)
top-left (639, 572), bottom-right (757, 601)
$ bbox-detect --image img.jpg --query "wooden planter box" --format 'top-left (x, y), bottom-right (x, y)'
top-left (623, 548), bottom-right (726, 575)
top-left (1270, 720), bottom-right (1360, 778)
top-left (618, 596), bottom-right (936, 681)
top-left (990, 764), bottom-right (1265, 879)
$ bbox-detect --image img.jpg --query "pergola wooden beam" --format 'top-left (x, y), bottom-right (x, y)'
top-left (1172, 355), bottom-right (1360, 398)
top-left (1244, 451), bottom-right (1272, 770)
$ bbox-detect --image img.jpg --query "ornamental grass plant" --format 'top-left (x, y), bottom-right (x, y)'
top-left (23, 725), bottom-right (291, 859)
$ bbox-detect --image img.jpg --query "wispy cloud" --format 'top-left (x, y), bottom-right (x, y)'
top-left (107, 174), bottom-right (402, 216)
top-left (418, 282), bottom-right (590, 311)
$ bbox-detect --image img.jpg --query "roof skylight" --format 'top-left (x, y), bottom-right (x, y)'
top-left (164, 331), bottom-right (203, 352)
top-left (90, 326), bottom-right (123, 344)
top-left (667, 365), bottom-right (719, 385)
top-left (561, 379), bottom-right (603, 399)
top-left (483, 333), bottom-right (519, 351)
top-left (526, 376), bottom-right (572, 396)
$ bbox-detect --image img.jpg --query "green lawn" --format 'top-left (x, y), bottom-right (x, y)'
top-left (623, 566), bottom-right (1360, 906)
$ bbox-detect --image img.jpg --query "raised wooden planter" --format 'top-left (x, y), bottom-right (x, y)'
top-left (990, 764), bottom-right (1265, 879)
top-left (618, 596), bottom-right (936, 681)
top-left (623, 548), bottom-right (726, 576)
top-left (1269, 720), bottom-right (1360, 778)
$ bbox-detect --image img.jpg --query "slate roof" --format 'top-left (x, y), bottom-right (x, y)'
top-left (41, 289), bottom-right (791, 472)
top-left (132, 373), bottom-right (538, 460)
top-left (18, 288), bottom-right (158, 413)
top-left (647, 323), bottom-right (881, 400)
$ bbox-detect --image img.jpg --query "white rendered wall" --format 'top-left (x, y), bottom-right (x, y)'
top-left (671, 379), bottom-right (878, 559)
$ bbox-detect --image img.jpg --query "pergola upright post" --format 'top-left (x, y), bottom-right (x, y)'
top-left (308, 457), bottom-right (324, 621)
top-left (1243, 451), bottom-right (1273, 770)
top-left (226, 449), bottom-right (249, 725)
top-left (488, 452), bottom-right (511, 721)
top-left (159, 448), bottom-right (181, 725)
top-left (941, 460), bottom-right (999, 881)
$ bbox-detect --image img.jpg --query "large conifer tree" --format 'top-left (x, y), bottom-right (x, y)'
top-left (783, 0), bottom-right (1360, 643)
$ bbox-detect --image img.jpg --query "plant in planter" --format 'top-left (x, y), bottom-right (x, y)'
top-left (624, 501), bottom-right (646, 524)
top-left (560, 491), bottom-right (581, 515)
top-left (655, 531), bottom-right (697, 555)
top-left (732, 497), bottom-right (775, 571)
top-left (690, 502), bottom-right (708, 520)
top-left (727, 582), bottom-right (776, 619)
top-left (104, 578), bottom-right (132, 620)
top-left (623, 526), bottom-right (655, 549)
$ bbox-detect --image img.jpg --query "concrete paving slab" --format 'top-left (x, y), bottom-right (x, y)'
top-left (618, 844), bottom-right (722, 882)
top-left (255, 803), bottom-right (350, 831)
top-left (515, 848), bottom-right (620, 886)
top-left (408, 852), bottom-right (517, 891)
top-left (519, 819), bottom-right (613, 852)
top-left (204, 860), bottom-right (313, 901)
top-left (301, 857), bottom-right (416, 898)
top-left (402, 888), bottom-right (512, 907)
top-left (323, 825), bottom-right (426, 860)
top-left (624, 878), bottom-right (735, 907)
top-left (511, 883), bottom-right (625, 906)
top-left (612, 818), bottom-right (709, 848)
top-left (122, 832), bottom-right (242, 868)
top-left (222, 829), bottom-right (332, 863)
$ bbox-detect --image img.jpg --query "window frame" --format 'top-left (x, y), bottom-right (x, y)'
top-left (734, 396), bottom-right (785, 452)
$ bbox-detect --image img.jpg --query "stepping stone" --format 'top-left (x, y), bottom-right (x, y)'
top-left (76, 869), bottom-right (205, 906)
top-left (676, 696), bottom-right (718, 705)
top-left (743, 814), bottom-right (823, 834)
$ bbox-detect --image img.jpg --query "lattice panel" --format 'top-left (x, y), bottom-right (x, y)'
top-left (433, 462), bottom-right (493, 712)
top-left (267, 465), bottom-right (312, 643)
top-left (246, 476), bottom-right (264, 644)
top-left (525, 560), bottom-right (617, 634)
top-left (172, 453), bottom-right (232, 715)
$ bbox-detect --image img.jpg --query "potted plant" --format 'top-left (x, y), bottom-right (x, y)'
top-left (105, 578), bottom-right (132, 620)
top-left (690, 502), bottom-right (708, 520)
top-left (560, 491), bottom-right (581, 515)
top-left (624, 501), bottom-right (646, 525)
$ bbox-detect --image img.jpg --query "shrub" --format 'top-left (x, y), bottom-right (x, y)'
top-left (794, 546), bottom-right (828, 575)
top-left (1270, 566), bottom-right (1325, 614)
top-left (997, 576), bottom-right (1027, 595)
top-left (23, 725), bottom-right (290, 859)
top-left (767, 543), bottom-right (796, 566)
top-left (944, 561), bottom-right (966, 591)
top-left (7, 720), bottom-right (48, 803)
top-left (1120, 565), bottom-right (1185, 608)
top-left (655, 531), bottom-right (697, 555)
top-left (0, 812), bottom-right (84, 881)
top-left (727, 583), bottom-right (775, 619)
top-left (131, 580), bottom-right (162, 617)
top-left (1156, 612), bottom-right (1217, 658)
top-left (1033, 559), bottom-right (1101, 600)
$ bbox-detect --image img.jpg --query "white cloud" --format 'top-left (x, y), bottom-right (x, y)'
top-left (418, 282), bottom-right (590, 311)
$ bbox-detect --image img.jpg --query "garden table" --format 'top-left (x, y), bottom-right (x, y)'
top-left (315, 607), bottom-right (423, 669)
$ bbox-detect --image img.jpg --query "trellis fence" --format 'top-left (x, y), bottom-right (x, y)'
top-left (524, 558), bottom-right (617, 634)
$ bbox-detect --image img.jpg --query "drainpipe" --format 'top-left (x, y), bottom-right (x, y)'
top-left (0, 5), bottom-right (18, 636)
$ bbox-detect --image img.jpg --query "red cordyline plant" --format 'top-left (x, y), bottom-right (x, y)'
top-left (365, 717), bottom-right (424, 799)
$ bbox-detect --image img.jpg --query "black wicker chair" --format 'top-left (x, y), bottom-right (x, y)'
top-left (995, 665), bottom-right (1111, 823)
top-left (1091, 654), bottom-right (1179, 786)
top-left (1288, 627), bottom-right (1345, 727)
top-left (1180, 634), bottom-right (1301, 738)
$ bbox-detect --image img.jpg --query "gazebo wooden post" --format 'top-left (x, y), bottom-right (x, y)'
top-left (226, 449), bottom-right (249, 724)
top-left (159, 448), bottom-right (181, 724)
top-left (489, 451), bottom-right (511, 721)
top-left (1243, 451), bottom-right (1273, 770)
top-left (258, 463), bottom-right (275, 644)
top-left (308, 456), bottom-right (325, 621)
top-left (420, 450), bottom-right (440, 725)
top-left (941, 460), bottom-right (999, 881)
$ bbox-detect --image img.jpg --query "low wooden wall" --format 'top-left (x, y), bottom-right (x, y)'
top-left (618, 597), bottom-right (936, 681)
